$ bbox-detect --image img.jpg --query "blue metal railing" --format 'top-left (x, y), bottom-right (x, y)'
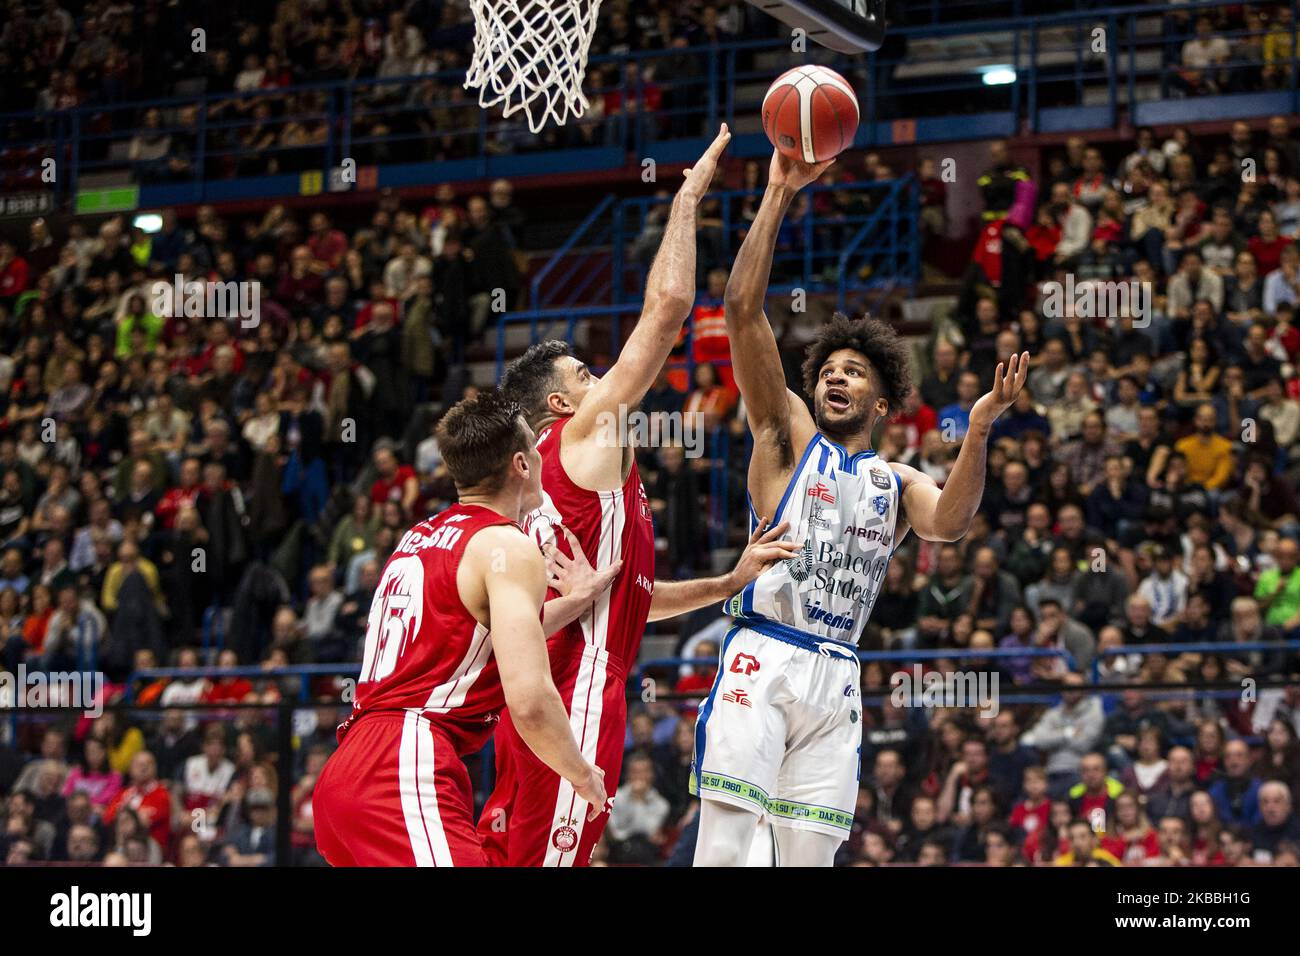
top-left (499, 176), bottom-right (920, 365)
top-left (3, 0), bottom-right (1296, 205)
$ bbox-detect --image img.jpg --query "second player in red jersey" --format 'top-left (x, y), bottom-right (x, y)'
top-left (477, 127), bottom-right (798, 866)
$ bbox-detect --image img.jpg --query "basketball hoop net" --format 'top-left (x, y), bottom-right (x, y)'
top-left (464, 0), bottom-right (601, 134)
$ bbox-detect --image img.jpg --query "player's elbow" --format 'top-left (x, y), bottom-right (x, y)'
top-left (503, 679), bottom-right (557, 729)
top-left (924, 519), bottom-right (971, 543)
top-left (645, 287), bottom-right (694, 322)
top-left (722, 289), bottom-right (755, 320)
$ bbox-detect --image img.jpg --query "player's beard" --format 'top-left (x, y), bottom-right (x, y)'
top-left (814, 394), bottom-right (872, 441)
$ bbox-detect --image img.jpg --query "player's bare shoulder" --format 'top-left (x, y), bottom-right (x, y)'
top-left (457, 522), bottom-right (547, 623)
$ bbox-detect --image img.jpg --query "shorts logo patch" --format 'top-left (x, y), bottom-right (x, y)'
top-left (871, 471), bottom-right (892, 490)
top-left (721, 688), bottom-right (752, 707)
top-left (728, 653), bottom-right (761, 676)
top-left (872, 494), bottom-right (889, 516)
top-left (850, 709), bottom-right (859, 723)
top-left (551, 825), bottom-right (578, 851)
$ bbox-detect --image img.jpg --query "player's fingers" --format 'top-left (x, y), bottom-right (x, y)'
top-left (754, 542), bottom-right (801, 562)
top-left (556, 523), bottom-right (585, 562)
top-left (1016, 350), bottom-right (1031, 388)
top-left (747, 516), bottom-right (770, 545)
top-left (758, 519), bottom-right (791, 543)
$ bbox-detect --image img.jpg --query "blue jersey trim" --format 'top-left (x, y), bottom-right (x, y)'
top-left (822, 436), bottom-right (877, 474)
top-left (772, 432), bottom-right (821, 525)
top-left (733, 614), bottom-right (861, 656)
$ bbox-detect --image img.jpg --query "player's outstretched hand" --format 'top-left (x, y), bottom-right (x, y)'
top-left (571, 762), bottom-right (608, 821)
top-left (681, 123), bottom-right (731, 204)
top-left (769, 149), bottom-right (835, 192)
top-left (544, 523), bottom-right (621, 602)
top-left (968, 350), bottom-right (1031, 434)
top-left (726, 517), bottom-right (800, 591)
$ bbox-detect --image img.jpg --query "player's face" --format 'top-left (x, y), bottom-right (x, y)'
top-left (515, 419), bottom-right (544, 513)
top-left (812, 349), bottom-right (885, 438)
top-left (553, 356), bottom-right (598, 416)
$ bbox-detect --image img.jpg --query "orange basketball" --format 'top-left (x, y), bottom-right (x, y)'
top-left (762, 65), bottom-right (860, 164)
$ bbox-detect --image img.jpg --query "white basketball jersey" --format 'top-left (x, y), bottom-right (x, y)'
top-left (725, 434), bottom-right (900, 646)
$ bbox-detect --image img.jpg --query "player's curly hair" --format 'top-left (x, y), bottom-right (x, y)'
top-left (800, 313), bottom-right (912, 415)
top-left (500, 339), bottom-right (573, 429)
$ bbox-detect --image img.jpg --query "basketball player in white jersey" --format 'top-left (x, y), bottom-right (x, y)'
top-left (691, 150), bottom-right (1029, 866)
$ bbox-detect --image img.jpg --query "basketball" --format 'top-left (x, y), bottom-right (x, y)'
top-left (761, 65), bottom-right (860, 164)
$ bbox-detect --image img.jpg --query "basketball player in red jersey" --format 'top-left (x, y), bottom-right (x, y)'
top-left (477, 125), bottom-right (800, 866)
top-left (313, 391), bottom-right (607, 866)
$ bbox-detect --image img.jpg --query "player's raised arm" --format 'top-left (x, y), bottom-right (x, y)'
top-left (471, 526), bottom-right (607, 819)
top-left (724, 151), bottom-right (833, 464)
top-left (894, 353), bottom-right (1031, 542)
top-left (566, 125), bottom-right (732, 443)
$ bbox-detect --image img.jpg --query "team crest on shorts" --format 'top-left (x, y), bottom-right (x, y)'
top-left (551, 825), bottom-right (578, 851)
top-left (872, 495), bottom-right (889, 516)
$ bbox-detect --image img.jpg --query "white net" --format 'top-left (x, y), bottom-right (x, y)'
top-left (464, 0), bottom-right (602, 134)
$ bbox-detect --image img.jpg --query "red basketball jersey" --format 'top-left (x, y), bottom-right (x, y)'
top-left (341, 503), bottom-right (521, 749)
top-left (525, 416), bottom-right (656, 673)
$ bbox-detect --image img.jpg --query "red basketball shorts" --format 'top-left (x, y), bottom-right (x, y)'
top-left (314, 710), bottom-right (486, 867)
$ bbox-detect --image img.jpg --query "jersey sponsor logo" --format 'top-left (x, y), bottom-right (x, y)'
top-left (807, 481), bottom-right (836, 504)
top-left (786, 539), bottom-right (815, 582)
top-left (728, 653), bottom-right (760, 676)
top-left (635, 573), bottom-right (653, 595)
top-left (844, 684), bottom-right (859, 697)
top-left (551, 825), bottom-right (578, 851)
top-left (844, 524), bottom-right (891, 546)
top-left (638, 485), bottom-right (652, 521)
top-left (721, 687), bottom-right (752, 707)
top-left (801, 542), bottom-right (890, 607)
top-left (807, 499), bottom-right (835, 530)
top-left (804, 599), bottom-right (854, 632)
top-left (871, 470), bottom-right (893, 490)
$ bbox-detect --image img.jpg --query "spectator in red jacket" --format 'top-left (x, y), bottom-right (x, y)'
top-left (102, 750), bottom-right (173, 855)
top-left (368, 444), bottom-right (418, 517)
top-left (0, 239), bottom-right (29, 302)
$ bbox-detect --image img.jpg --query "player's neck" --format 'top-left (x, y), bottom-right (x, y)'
top-left (821, 427), bottom-right (875, 458)
top-left (457, 488), bottom-right (523, 524)
top-left (534, 411), bottom-right (563, 433)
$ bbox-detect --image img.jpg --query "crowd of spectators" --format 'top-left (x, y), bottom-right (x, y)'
top-left (4, 1), bottom-right (1300, 191)
top-left (0, 0), bottom-right (766, 186)
top-left (4, 113), bottom-right (1300, 867)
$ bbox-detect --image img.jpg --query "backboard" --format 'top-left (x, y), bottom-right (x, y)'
top-left (745, 0), bottom-right (887, 53)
